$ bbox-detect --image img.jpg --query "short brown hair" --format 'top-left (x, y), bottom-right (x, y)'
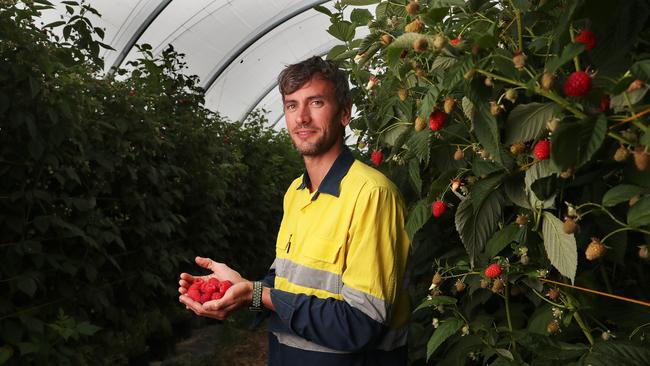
top-left (278, 56), bottom-right (351, 109)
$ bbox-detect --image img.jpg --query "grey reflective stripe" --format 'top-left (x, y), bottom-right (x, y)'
top-left (274, 257), bottom-right (342, 294)
top-left (272, 332), bottom-right (350, 354)
top-left (342, 285), bottom-right (391, 324)
top-left (376, 327), bottom-right (408, 351)
top-left (269, 258), bottom-right (277, 271)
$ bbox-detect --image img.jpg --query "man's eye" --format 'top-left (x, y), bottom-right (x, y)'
top-left (285, 104), bottom-right (296, 111)
top-left (311, 100), bottom-right (323, 107)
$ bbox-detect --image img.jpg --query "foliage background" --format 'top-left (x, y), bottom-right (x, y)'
top-left (322, 0), bottom-right (650, 365)
top-left (0, 1), bottom-right (302, 364)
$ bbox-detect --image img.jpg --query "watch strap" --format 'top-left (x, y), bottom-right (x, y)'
top-left (249, 281), bottom-right (263, 312)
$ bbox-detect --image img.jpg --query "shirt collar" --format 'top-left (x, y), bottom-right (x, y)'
top-left (297, 147), bottom-right (355, 200)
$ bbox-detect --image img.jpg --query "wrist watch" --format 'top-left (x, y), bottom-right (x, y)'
top-left (249, 281), bottom-right (263, 312)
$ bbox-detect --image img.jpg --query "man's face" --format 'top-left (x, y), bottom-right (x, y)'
top-left (283, 75), bottom-right (350, 157)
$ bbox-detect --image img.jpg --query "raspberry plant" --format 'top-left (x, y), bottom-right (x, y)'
top-left (323, 0), bottom-right (650, 364)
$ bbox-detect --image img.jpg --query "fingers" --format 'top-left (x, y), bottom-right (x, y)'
top-left (195, 256), bottom-right (222, 272)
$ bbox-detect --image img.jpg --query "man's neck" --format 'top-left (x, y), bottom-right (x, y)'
top-left (303, 143), bottom-right (344, 193)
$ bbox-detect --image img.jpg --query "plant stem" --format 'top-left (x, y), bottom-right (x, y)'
top-left (607, 131), bottom-right (634, 145)
top-left (623, 92), bottom-right (649, 132)
top-left (509, 0), bottom-right (523, 51)
top-left (531, 287), bottom-right (569, 308)
top-left (569, 27), bottom-right (581, 71)
top-left (504, 281), bottom-right (516, 352)
top-left (573, 311), bottom-right (595, 345)
top-left (599, 265), bottom-right (613, 294)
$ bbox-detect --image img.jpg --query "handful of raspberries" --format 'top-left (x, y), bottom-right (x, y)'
top-left (187, 278), bottom-right (233, 304)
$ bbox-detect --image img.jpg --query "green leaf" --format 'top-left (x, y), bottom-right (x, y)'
top-left (350, 8), bottom-right (373, 25)
top-left (422, 7), bottom-right (449, 26)
top-left (641, 130), bottom-right (650, 146)
top-left (455, 191), bottom-right (504, 266)
top-left (388, 32), bottom-right (422, 49)
top-left (530, 174), bottom-right (557, 201)
top-left (407, 130), bottom-right (431, 165)
top-left (406, 199), bottom-right (431, 240)
top-left (43, 20), bottom-right (66, 28)
top-left (505, 173), bottom-right (531, 209)
top-left (602, 184), bottom-right (646, 207)
top-left (0, 345), bottom-right (13, 364)
top-left (627, 196), bottom-right (650, 228)
top-left (472, 103), bottom-right (502, 165)
top-left (541, 212), bottom-right (577, 283)
top-left (313, 5), bottom-right (333, 16)
top-left (525, 160), bottom-right (557, 209)
top-left (17, 277), bottom-right (37, 297)
top-left (383, 123), bottom-right (410, 147)
top-left (76, 321), bottom-right (101, 336)
top-left (408, 159), bottom-right (422, 196)
top-left (550, 115), bottom-right (607, 170)
top-left (583, 341), bottom-right (650, 366)
top-left (427, 317), bottom-right (464, 360)
top-left (413, 296), bottom-right (457, 313)
top-left (327, 44), bottom-right (348, 60)
top-left (631, 59), bottom-right (650, 83)
top-left (470, 174), bottom-right (506, 213)
top-left (610, 85), bottom-right (649, 110)
top-left (327, 21), bottom-right (356, 42)
top-left (545, 42), bottom-right (585, 73)
top-left (342, 0), bottom-right (380, 5)
top-left (505, 103), bottom-right (559, 145)
top-left (484, 223), bottom-right (521, 259)
top-left (431, 54), bottom-right (458, 71)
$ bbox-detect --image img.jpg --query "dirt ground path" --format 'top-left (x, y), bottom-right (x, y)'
top-left (152, 320), bottom-right (268, 366)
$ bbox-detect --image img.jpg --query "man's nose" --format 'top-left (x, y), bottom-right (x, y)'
top-left (296, 104), bottom-right (311, 125)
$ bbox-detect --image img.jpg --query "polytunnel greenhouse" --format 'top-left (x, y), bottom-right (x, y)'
top-left (2, 0), bottom-right (650, 365)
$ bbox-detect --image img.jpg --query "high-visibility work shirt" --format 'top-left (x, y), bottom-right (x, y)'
top-left (264, 147), bottom-right (411, 366)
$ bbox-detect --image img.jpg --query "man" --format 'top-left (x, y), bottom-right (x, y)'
top-left (179, 56), bottom-right (410, 365)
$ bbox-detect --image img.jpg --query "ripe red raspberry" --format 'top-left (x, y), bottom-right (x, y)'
top-left (187, 287), bottom-right (201, 302)
top-left (450, 37), bottom-right (461, 46)
top-left (199, 292), bottom-right (211, 304)
top-left (484, 263), bottom-right (502, 279)
top-left (533, 139), bottom-right (551, 160)
top-left (575, 30), bottom-right (596, 50)
top-left (211, 292), bottom-right (224, 301)
top-left (219, 280), bottom-right (232, 294)
top-left (429, 111), bottom-right (447, 131)
top-left (563, 71), bottom-right (592, 97)
top-left (371, 150), bottom-right (383, 166)
top-left (201, 282), bottom-right (217, 295)
top-left (431, 200), bottom-right (447, 218)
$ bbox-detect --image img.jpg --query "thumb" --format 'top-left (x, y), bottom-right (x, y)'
top-left (195, 256), bottom-right (218, 272)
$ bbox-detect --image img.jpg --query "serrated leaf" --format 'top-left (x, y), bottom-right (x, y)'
top-left (627, 196), bottom-right (650, 228)
top-left (413, 296), bottom-right (457, 313)
top-left (541, 212), bottom-right (577, 283)
top-left (525, 160), bottom-right (556, 209)
top-left (407, 130), bottom-right (431, 165)
top-left (455, 191), bottom-right (504, 266)
top-left (406, 199), bottom-right (431, 240)
top-left (350, 8), bottom-right (373, 25)
top-left (583, 341), bottom-right (650, 366)
top-left (427, 317), bottom-right (464, 360)
top-left (383, 123), bottom-right (410, 146)
top-left (505, 103), bottom-right (559, 145)
top-left (327, 44), bottom-right (348, 60)
top-left (545, 43), bottom-right (585, 73)
top-left (328, 21), bottom-right (356, 42)
top-left (602, 184), bottom-right (646, 206)
top-left (470, 174), bottom-right (506, 213)
top-left (472, 103), bottom-right (502, 165)
top-left (484, 223), bottom-right (521, 259)
top-left (461, 97), bottom-right (474, 120)
top-left (432, 55), bottom-right (458, 71)
top-left (408, 159), bottom-right (422, 196)
top-left (550, 115), bottom-right (607, 170)
top-left (388, 32), bottom-right (423, 49)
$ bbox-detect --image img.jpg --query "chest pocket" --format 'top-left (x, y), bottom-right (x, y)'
top-left (301, 236), bottom-right (343, 266)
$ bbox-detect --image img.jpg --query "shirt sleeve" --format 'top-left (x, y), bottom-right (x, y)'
top-left (268, 185), bottom-right (409, 352)
top-left (270, 289), bottom-right (386, 352)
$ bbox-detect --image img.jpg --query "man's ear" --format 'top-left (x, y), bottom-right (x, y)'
top-left (340, 103), bottom-right (352, 127)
